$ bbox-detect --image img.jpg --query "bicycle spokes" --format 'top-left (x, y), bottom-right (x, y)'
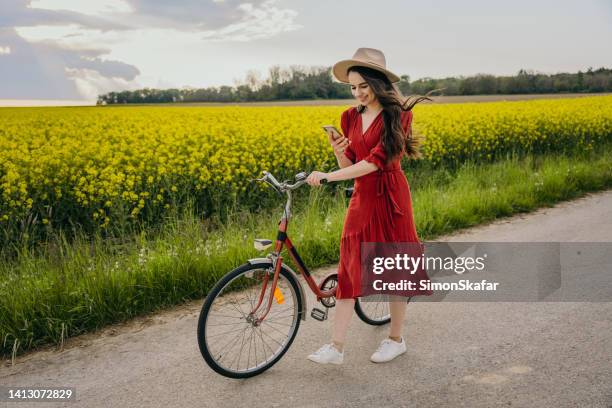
top-left (201, 267), bottom-right (300, 375)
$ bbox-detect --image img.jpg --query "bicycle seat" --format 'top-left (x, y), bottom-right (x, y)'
top-left (254, 239), bottom-right (273, 251)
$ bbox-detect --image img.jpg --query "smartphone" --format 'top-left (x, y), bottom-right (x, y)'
top-left (322, 125), bottom-right (344, 141)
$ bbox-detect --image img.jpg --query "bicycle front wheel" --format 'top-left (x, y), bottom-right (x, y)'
top-left (197, 262), bottom-right (302, 378)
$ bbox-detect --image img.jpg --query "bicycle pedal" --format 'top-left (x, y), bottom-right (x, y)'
top-left (311, 307), bottom-right (328, 321)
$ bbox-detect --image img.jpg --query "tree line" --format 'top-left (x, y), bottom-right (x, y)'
top-left (97, 66), bottom-right (612, 105)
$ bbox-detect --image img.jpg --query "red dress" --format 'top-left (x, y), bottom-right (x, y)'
top-left (336, 106), bottom-right (434, 299)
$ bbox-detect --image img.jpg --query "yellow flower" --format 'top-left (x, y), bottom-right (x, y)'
top-left (0, 96), bottom-right (609, 231)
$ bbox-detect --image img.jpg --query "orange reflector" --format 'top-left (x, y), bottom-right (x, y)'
top-left (273, 287), bottom-right (285, 304)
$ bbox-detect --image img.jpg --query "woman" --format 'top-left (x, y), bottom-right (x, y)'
top-left (306, 47), bottom-right (434, 365)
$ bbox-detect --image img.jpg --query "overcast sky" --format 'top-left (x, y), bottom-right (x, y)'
top-left (1, 0), bottom-right (611, 100)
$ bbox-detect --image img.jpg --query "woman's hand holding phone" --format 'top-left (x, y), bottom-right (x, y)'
top-left (323, 126), bottom-right (349, 156)
top-left (331, 135), bottom-right (349, 155)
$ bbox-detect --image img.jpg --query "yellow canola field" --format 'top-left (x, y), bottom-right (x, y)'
top-left (0, 96), bottom-right (611, 231)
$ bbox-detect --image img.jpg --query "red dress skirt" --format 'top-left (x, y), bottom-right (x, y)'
top-left (336, 106), bottom-right (433, 299)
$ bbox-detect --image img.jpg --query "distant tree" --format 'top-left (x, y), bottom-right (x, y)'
top-left (97, 66), bottom-right (612, 104)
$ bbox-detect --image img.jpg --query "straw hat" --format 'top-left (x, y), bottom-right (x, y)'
top-left (332, 47), bottom-right (400, 84)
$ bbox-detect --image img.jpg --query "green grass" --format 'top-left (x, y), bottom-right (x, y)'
top-left (1, 144), bottom-right (611, 358)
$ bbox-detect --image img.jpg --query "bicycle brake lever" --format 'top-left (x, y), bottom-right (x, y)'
top-left (251, 172), bottom-right (285, 195)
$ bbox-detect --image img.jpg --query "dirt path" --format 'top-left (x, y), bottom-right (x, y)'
top-left (2, 190), bottom-right (611, 408)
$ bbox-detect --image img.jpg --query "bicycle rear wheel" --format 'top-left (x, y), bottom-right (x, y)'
top-left (355, 296), bottom-right (411, 326)
top-left (197, 262), bottom-right (302, 378)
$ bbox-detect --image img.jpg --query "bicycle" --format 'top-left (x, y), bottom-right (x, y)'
top-left (197, 170), bottom-right (410, 378)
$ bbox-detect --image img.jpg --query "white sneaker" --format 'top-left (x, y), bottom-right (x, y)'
top-left (307, 343), bottom-right (344, 365)
top-left (370, 337), bottom-right (407, 363)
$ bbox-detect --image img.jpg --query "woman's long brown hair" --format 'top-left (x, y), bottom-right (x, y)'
top-left (348, 66), bottom-right (442, 163)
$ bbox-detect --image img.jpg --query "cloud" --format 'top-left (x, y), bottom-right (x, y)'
top-left (65, 67), bottom-right (140, 100)
top-left (0, 27), bottom-right (139, 99)
top-left (123, 0), bottom-right (285, 32)
top-left (30, 0), bottom-right (134, 16)
top-left (1, 27), bottom-right (81, 99)
top-left (200, 1), bottom-right (301, 42)
top-left (0, 0), bottom-right (130, 31)
top-left (1, 0), bottom-right (301, 99)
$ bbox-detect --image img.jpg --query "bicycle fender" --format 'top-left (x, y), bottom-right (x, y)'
top-left (247, 258), bottom-right (307, 321)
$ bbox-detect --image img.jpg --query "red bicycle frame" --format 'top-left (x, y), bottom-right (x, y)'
top-left (249, 217), bottom-right (336, 324)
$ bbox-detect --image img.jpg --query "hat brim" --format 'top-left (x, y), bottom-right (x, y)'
top-left (332, 59), bottom-right (401, 84)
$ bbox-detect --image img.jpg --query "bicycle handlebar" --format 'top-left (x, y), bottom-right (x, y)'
top-left (251, 171), bottom-right (329, 193)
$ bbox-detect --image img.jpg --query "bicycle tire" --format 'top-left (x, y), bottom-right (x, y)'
top-left (354, 296), bottom-right (411, 326)
top-left (197, 262), bottom-right (303, 379)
